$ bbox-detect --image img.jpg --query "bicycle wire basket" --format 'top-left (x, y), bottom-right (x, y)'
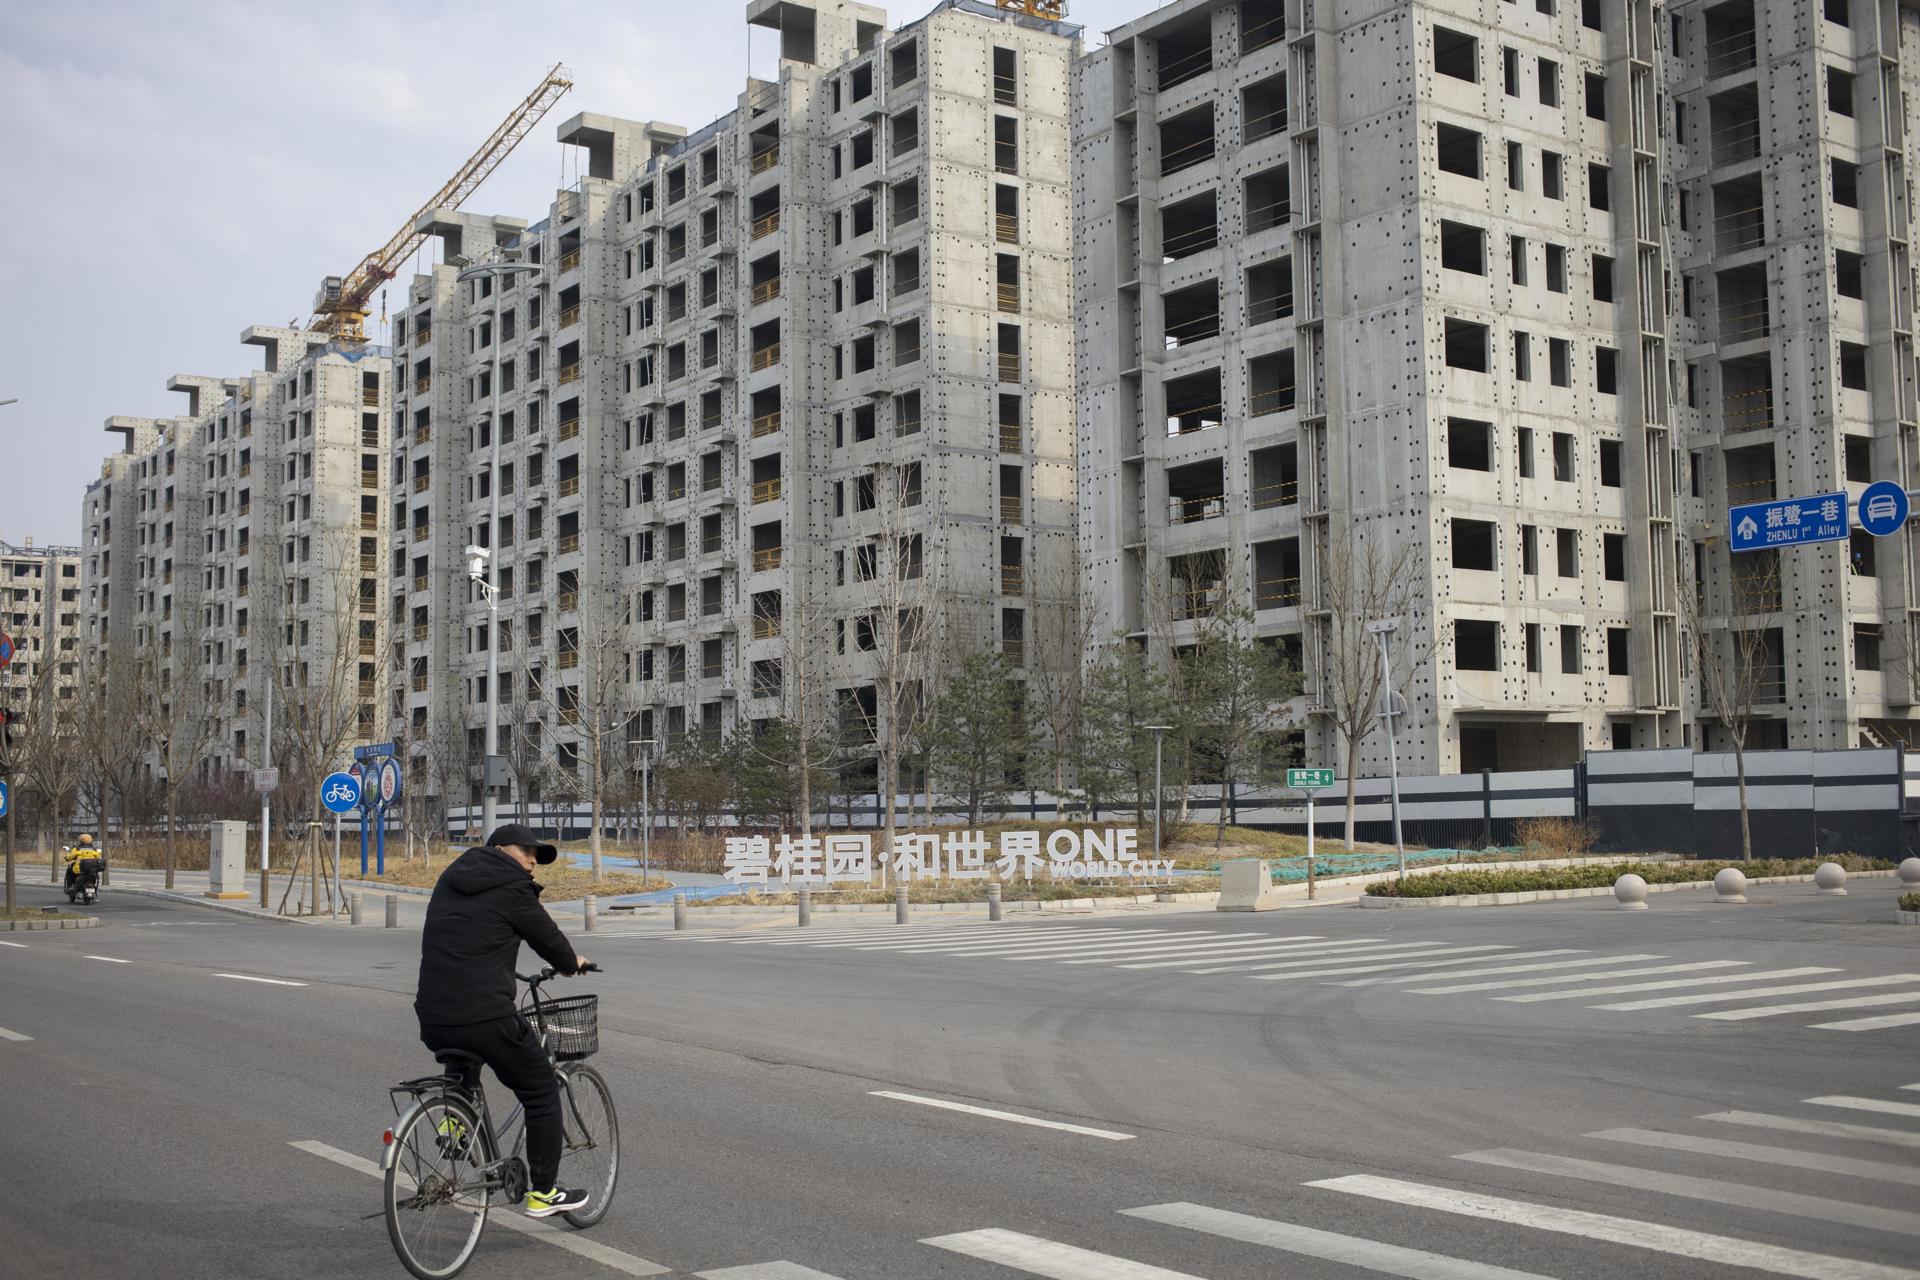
top-left (528, 993), bottom-right (599, 1059)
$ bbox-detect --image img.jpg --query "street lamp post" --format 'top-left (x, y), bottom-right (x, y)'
top-left (1367, 619), bottom-right (1406, 880)
top-left (456, 258), bottom-right (540, 838)
top-left (1142, 724), bottom-right (1174, 864)
top-left (628, 738), bottom-right (655, 886)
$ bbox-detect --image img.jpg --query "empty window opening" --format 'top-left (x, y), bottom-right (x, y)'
top-left (1249, 350), bottom-right (1296, 416)
top-left (1436, 122), bottom-right (1482, 178)
top-left (1163, 278), bottom-right (1221, 347)
top-left (1445, 319), bottom-right (1489, 372)
top-left (1246, 258), bottom-right (1293, 325)
top-left (1604, 533), bottom-right (1627, 581)
top-left (1158, 15), bottom-right (1213, 90)
top-left (1836, 250), bottom-right (1864, 299)
top-left (1600, 439), bottom-right (1623, 487)
top-left (1828, 67), bottom-right (1854, 117)
top-left (1165, 368), bottom-right (1225, 435)
top-left (1434, 26), bottom-right (1480, 83)
top-left (1840, 342), bottom-right (1869, 390)
top-left (1162, 189), bottom-right (1219, 260)
top-left (1832, 160), bottom-right (1859, 208)
top-left (1455, 620), bottom-right (1500, 671)
top-left (1160, 104), bottom-right (1216, 176)
top-left (1607, 628), bottom-right (1630, 675)
top-left (1452, 519), bottom-right (1498, 571)
top-left (1561, 624), bottom-right (1582, 673)
top-left (1855, 623), bottom-right (1882, 670)
top-left (1556, 527), bottom-right (1579, 578)
top-left (1440, 220), bottom-right (1486, 275)
top-left (1553, 431), bottom-right (1576, 482)
top-left (1449, 418), bottom-right (1493, 471)
top-left (1845, 435), bottom-right (1873, 483)
top-left (1242, 72), bottom-right (1288, 143)
top-left (1244, 165), bottom-right (1291, 232)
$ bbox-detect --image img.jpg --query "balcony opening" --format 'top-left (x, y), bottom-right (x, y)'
top-left (1160, 105), bottom-right (1216, 177)
top-left (1448, 418), bottom-right (1493, 471)
top-left (1704, 2), bottom-right (1758, 78)
top-left (1856, 623), bottom-right (1881, 671)
top-left (1244, 164), bottom-right (1290, 232)
top-left (1249, 349), bottom-right (1296, 416)
top-left (996, 253), bottom-right (1021, 314)
top-left (1163, 278), bottom-right (1221, 347)
top-left (890, 107), bottom-right (918, 158)
top-left (1161, 189), bottom-right (1219, 261)
top-left (750, 252), bottom-right (781, 305)
top-left (851, 197), bottom-right (875, 238)
top-left (1720, 354), bottom-right (1775, 433)
top-left (1167, 457), bottom-right (1226, 524)
top-left (997, 322), bottom-right (1023, 383)
top-left (1709, 85), bottom-right (1761, 166)
top-left (994, 115), bottom-right (1019, 174)
top-left (995, 184), bottom-right (1020, 244)
top-left (1440, 220), bottom-right (1486, 275)
top-left (1165, 367), bottom-right (1223, 435)
top-left (750, 187), bottom-right (782, 240)
top-left (1714, 177), bottom-right (1766, 253)
top-left (1251, 442), bottom-right (1298, 507)
top-left (1840, 342), bottom-right (1869, 391)
top-left (1436, 122), bottom-right (1482, 178)
top-left (1444, 319), bottom-right (1489, 372)
top-left (1246, 257), bottom-right (1293, 326)
top-left (1433, 26), bottom-right (1479, 83)
top-left (1452, 519), bottom-right (1497, 571)
top-left (750, 453), bottom-right (783, 505)
top-left (1717, 264), bottom-right (1770, 344)
top-left (1171, 549), bottom-right (1226, 620)
top-left (1254, 538), bottom-right (1301, 609)
top-left (1242, 72), bottom-right (1288, 143)
top-left (1157, 15), bottom-right (1212, 90)
top-left (999, 463), bottom-right (1024, 523)
top-left (992, 44), bottom-right (1016, 105)
top-left (1724, 442), bottom-right (1776, 506)
top-left (1455, 619), bottom-right (1499, 670)
top-left (1243, 0), bottom-right (1285, 54)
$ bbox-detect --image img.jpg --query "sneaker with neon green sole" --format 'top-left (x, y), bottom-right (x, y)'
top-left (524, 1186), bottom-right (590, 1218)
top-left (434, 1115), bottom-right (471, 1158)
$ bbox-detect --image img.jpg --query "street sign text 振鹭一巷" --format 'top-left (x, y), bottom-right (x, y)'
top-left (1287, 767), bottom-right (1336, 790)
top-left (1727, 492), bottom-right (1847, 553)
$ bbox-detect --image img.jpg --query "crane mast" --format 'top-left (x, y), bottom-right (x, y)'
top-left (311, 63), bottom-right (574, 342)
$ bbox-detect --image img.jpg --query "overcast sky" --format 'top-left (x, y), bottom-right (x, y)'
top-left (0, 0), bottom-right (1156, 546)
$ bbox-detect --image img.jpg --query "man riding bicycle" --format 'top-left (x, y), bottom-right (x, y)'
top-left (415, 824), bottom-right (592, 1218)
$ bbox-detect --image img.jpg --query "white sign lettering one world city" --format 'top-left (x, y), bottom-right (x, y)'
top-left (722, 828), bottom-right (1173, 885)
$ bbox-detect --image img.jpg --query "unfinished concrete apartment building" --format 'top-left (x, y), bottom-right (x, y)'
top-left (0, 539), bottom-right (82, 719)
top-left (391, 0), bottom-right (1078, 813)
top-left (1076, 0), bottom-right (1920, 773)
top-left (80, 331), bottom-right (390, 791)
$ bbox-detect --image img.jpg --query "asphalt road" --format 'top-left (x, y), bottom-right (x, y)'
top-left (2, 877), bottom-right (1916, 1279)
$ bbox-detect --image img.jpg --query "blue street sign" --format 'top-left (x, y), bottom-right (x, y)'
top-left (0, 780), bottom-right (9, 818)
top-left (1728, 491), bottom-right (1848, 553)
top-left (1857, 480), bottom-right (1909, 538)
top-left (354, 741), bottom-right (397, 762)
top-left (320, 771), bottom-right (362, 814)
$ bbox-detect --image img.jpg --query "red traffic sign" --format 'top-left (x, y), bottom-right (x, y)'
top-left (0, 633), bottom-right (13, 668)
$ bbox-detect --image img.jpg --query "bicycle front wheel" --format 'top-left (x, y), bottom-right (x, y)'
top-left (384, 1096), bottom-right (490, 1280)
top-left (557, 1063), bottom-right (619, 1228)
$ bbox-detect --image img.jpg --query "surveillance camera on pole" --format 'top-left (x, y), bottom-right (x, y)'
top-left (465, 543), bottom-right (491, 583)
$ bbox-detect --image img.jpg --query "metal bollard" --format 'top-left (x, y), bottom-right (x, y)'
top-left (798, 885), bottom-right (812, 927)
top-left (987, 881), bottom-right (1003, 922)
top-left (350, 893), bottom-right (364, 926)
top-left (385, 894), bottom-right (399, 928)
top-left (584, 894), bottom-right (598, 932)
top-left (895, 883), bottom-right (910, 925)
top-left (672, 892), bottom-right (688, 931)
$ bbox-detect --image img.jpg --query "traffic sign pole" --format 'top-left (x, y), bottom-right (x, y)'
top-left (1305, 790), bottom-right (1315, 901)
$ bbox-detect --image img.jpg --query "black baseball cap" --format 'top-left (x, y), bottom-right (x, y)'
top-left (486, 824), bottom-right (559, 865)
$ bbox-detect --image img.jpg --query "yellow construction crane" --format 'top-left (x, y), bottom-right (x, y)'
top-left (996, 0), bottom-right (1067, 17)
top-left (311, 63), bottom-right (574, 342)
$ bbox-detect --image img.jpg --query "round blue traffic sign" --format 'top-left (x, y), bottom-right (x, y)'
top-left (320, 771), bottom-right (362, 814)
top-left (1858, 481), bottom-right (1909, 537)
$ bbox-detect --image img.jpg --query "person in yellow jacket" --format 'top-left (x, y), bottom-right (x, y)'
top-left (64, 835), bottom-right (104, 896)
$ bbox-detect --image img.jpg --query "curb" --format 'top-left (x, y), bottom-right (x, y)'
top-left (112, 887), bottom-right (299, 923)
top-left (2, 915), bottom-right (101, 930)
top-left (1898, 909), bottom-right (1920, 926)
top-left (1360, 868), bottom-right (1900, 908)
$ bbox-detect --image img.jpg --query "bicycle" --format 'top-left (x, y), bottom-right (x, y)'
top-left (381, 966), bottom-right (620, 1280)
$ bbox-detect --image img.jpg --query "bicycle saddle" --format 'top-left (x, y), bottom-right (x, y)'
top-left (433, 1049), bottom-right (485, 1070)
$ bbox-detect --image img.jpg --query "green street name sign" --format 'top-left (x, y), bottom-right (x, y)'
top-left (1287, 767), bottom-right (1336, 790)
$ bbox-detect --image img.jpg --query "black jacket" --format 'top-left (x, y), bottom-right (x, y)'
top-left (415, 846), bottom-right (579, 1027)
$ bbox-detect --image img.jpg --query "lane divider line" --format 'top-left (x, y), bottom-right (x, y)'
top-left (83, 955), bottom-right (130, 964)
top-left (869, 1091), bottom-right (1135, 1141)
top-left (0, 1026), bottom-right (32, 1042)
top-left (0, 940), bottom-right (28, 948)
top-left (922, 1227), bottom-right (1201, 1279)
top-left (215, 973), bottom-right (308, 987)
top-left (288, 1141), bottom-right (670, 1276)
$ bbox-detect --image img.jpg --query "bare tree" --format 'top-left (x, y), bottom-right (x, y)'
top-left (130, 640), bottom-right (219, 890)
top-left (863, 460), bottom-right (939, 873)
top-left (16, 652), bottom-right (86, 878)
top-left (1313, 532), bottom-right (1433, 851)
top-left (750, 566), bottom-right (840, 835)
top-left (1024, 542), bottom-right (1097, 804)
top-left (1679, 547), bottom-right (1785, 862)
top-left (72, 656), bottom-right (143, 865)
top-left (562, 588), bottom-right (634, 878)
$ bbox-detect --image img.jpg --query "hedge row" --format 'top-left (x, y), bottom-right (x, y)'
top-left (1365, 855), bottom-right (1893, 899)
top-left (1901, 891), bottom-right (1920, 913)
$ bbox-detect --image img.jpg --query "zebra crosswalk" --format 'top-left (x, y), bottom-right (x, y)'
top-left (660, 919), bottom-right (1920, 1036)
top-left (693, 1084), bottom-right (1920, 1279)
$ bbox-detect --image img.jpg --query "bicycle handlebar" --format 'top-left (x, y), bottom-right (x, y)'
top-left (516, 963), bottom-right (601, 984)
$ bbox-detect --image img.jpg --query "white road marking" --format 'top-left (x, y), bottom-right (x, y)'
top-left (1338, 953), bottom-right (1645, 987)
top-left (0, 1026), bottom-right (32, 1042)
top-left (1124, 938), bottom-right (1392, 970)
top-left (1700, 993), bottom-right (1920, 1022)
top-left (1815, 1012), bottom-right (1920, 1032)
top-left (1594, 974), bottom-right (1920, 1011)
top-left (763, 926), bottom-right (1075, 948)
top-left (1123, 1201), bottom-right (1557, 1279)
top-left (1587, 1127), bottom-right (1920, 1187)
top-left (1196, 942), bottom-right (1517, 976)
top-left (869, 1091), bottom-right (1134, 1141)
top-left (1496, 966), bottom-right (1839, 1003)
top-left (83, 955), bottom-right (130, 964)
top-left (215, 973), bottom-right (308, 987)
top-left (923, 1228), bottom-right (1203, 1279)
top-left (1806, 1096), bottom-right (1920, 1120)
top-left (1421, 960), bottom-right (1752, 996)
top-left (0, 940), bottom-right (28, 948)
top-left (893, 931), bottom-right (1210, 956)
top-left (1059, 937), bottom-right (1326, 965)
top-left (824, 929), bottom-right (1140, 952)
top-left (1309, 1173), bottom-right (1920, 1280)
top-left (1252, 947), bottom-right (1570, 982)
top-left (696, 1264), bottom-right (850, 1279)
top-left (1703, 1110), bottom-right (1920, 1151)
top-left (1456, 1148), bottom-right (1920, 1237)
top-left (290, 1140), bottom-right (670, 1275)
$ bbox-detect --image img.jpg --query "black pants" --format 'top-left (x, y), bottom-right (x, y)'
top-left (420, 1015), bottom-right (562, 1191)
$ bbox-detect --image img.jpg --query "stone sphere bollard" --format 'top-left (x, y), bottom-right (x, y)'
top-left (1899, 857), bottom-right (1920, 888)
top-left (1814, 862), bottom-right (1848, 897)
top-left (1614, 873), bottom-right (1649, 911)
top-left (1713, 867), bottom-right (1748, 904)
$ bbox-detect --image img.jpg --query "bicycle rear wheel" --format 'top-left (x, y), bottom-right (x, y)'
top-left (557, 1063), bottom-right (619, 1228)
top-left (384, 1095), bottom-right (490, 1280)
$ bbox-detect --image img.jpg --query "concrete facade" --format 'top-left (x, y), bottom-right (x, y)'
top-left (80, 332), bottom-right (391, 790)
top-left (1076, 0), bottom-right (1920, 774)
top-left (391, 0), bottom-right (1079, 812)
top-left (0, 539), bottom-right (82, 719)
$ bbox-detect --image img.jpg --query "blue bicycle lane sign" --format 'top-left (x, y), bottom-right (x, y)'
top-left (320, 772), bottom-right (362, 814)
